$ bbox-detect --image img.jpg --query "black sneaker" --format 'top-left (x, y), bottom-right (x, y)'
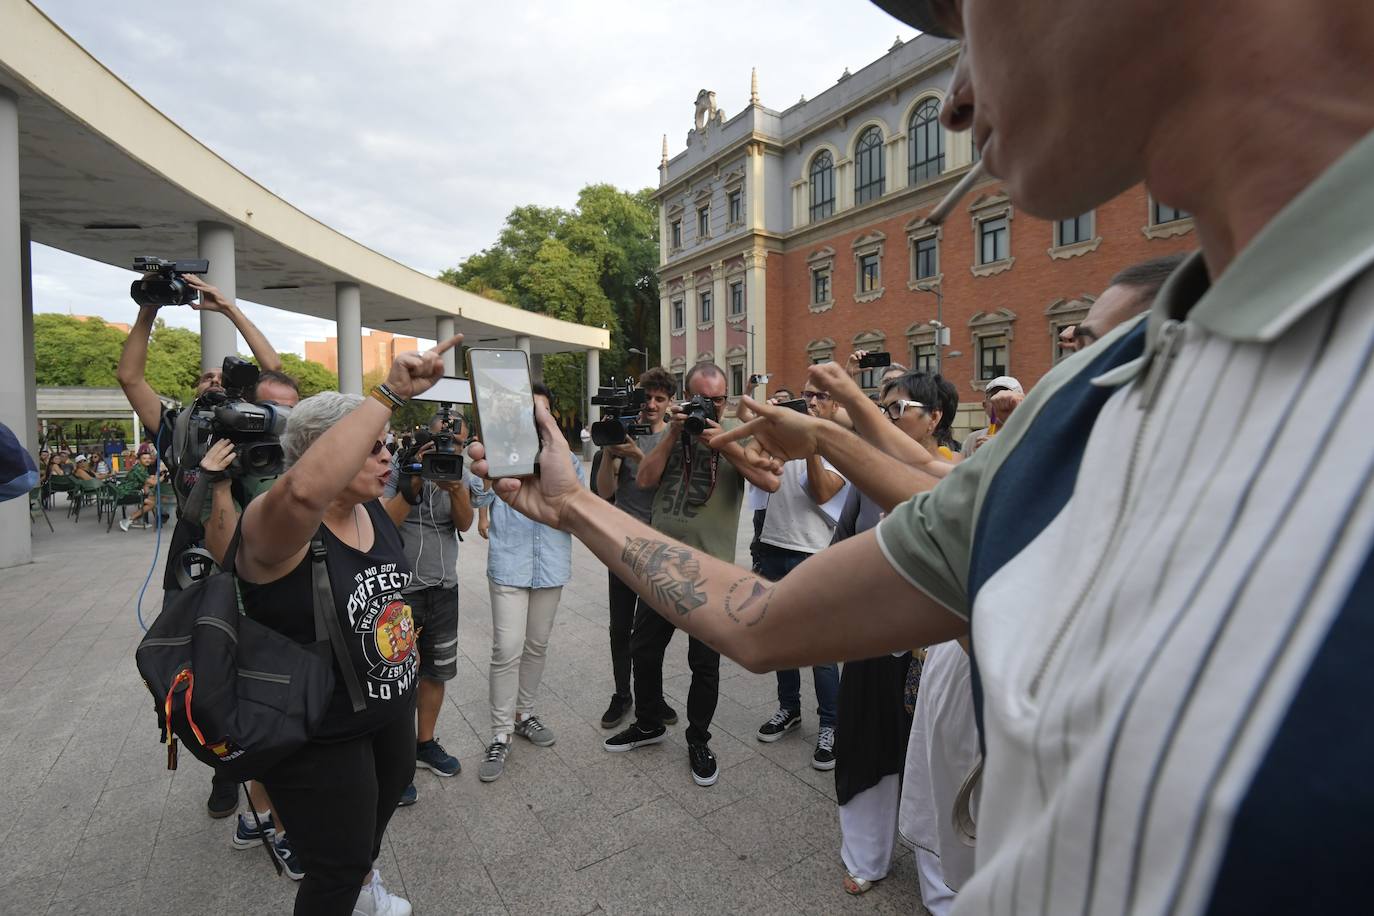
top-left (397, 783), bottom-right (418, 807)
top-left (207, 780), bottom-right (238, 819)
top-left (603, 722), bottom-right (667, 753)
top-left (657, 702), bottom-right (679, 726)
top-left (812, 726), bottom-right (836, 771)
top-left (688, 742), bottom-right (718, 787)
top-left (600, 694), bottom-right (632, 729)
top-left (756, 708), bottom-right (801, 743)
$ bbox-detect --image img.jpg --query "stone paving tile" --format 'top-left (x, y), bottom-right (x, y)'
top-left (1, 504), bottom-right (922, 915)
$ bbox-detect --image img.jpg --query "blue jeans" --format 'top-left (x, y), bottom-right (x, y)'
top-left (756, 545), bottom-right (839, 729)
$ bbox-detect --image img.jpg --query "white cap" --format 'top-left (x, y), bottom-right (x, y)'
top-left (985, 376), bottom-right (1023, 395)
top-left (73, 454), bottom-right (89, 463)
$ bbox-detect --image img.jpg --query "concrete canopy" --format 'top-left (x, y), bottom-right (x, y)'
top-left (0, 0), bottom-right (608, 355)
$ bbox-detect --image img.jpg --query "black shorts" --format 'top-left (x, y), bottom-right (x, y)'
top-left (406, 585), bottom-right (459, 681)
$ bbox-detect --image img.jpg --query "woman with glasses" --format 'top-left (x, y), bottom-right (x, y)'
top-left (834, 370), bottom-right (964, 904)
top-left (232, 337), bottom-right (460, 916)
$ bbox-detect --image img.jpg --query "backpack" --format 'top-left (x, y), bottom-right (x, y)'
top-left (135, 526), bottom-right (367, 784)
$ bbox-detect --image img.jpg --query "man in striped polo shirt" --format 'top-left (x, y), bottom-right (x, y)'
top-left (470, 0), bottom-right (1374, 912)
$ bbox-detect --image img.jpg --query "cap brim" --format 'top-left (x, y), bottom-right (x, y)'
top-left (868, 0), bottom-right (959, 38)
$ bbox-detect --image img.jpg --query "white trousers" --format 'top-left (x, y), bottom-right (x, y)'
top-left (915, 847), bottom-right (956, 916)
top-left (839, 773), bottom-right (901, 881)
top-left (488, 583), bottom-right (562, 739)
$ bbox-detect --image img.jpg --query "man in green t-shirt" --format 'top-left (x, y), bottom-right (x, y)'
top-left (601, 363), bottom-right (779, 788)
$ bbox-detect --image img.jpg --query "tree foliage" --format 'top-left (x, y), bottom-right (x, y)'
top-left (277, 352), bottom-right (339, 399)
top-left (440, 184), bottom-right (660, 428)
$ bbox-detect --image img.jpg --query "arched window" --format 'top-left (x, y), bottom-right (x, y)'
top-left (809, 151), bottom-right (835, 222)
top-left (854, 127), bottom-right (885, 205)
top-left (908, 100), bottom-right (944, 183)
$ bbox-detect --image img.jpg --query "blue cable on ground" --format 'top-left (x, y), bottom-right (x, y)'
top-left (134, 424), bottom-right (166, 632)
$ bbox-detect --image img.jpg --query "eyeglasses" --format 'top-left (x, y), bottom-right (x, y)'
top-left (800, 391), bottom-right (831, 402)
top-left (883, 399), bottom-right (928, 420)
top-left (370, 440), bottom-right (387, 456)
top-left (704, 395), bottom-right (727, 405)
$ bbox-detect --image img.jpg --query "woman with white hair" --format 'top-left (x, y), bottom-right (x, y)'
top-left (234, 336), bottom-right (459, 916)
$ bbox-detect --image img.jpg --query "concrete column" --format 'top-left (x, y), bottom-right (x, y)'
top-left (683, 273), bottom-right (697, 367)
top-left (0, 88), bottom-right (31, 567)
top-left (888, 134), bottom-right (908, 192)
top-left (20, 222), bottom-right (36, 455)
top-left (435, 315), bottom-right (456, 375)
top-left (744, 249), bottom-right (768, 391)
top-left (197, 221), bottom-right (237, 370)
top-left (584, 348), bottom-right (600, 462)
top-left (515, 335), bottom-right (531, 359)
top-left (711, 262), bottom-right (727, 370)
top-left (335, 282), bottom-right (363, 395)
top-left (658, 289), bottom-right (672, 371)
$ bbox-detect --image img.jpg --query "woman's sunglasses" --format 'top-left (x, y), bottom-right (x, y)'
top-left (883, 399), bottom-right (928, 420)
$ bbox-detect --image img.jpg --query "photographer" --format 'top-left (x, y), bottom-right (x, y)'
top-left (601, 363), bottom-right (779, 788)
top-left (381, 412), bottom-right (475, 804)
top-left (233, 334), bottom-right (460, 916)
top-left (592, 367), bottom-right (676, 730)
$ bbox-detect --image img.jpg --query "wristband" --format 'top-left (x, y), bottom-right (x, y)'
top-left (369, 384), bottom-right (405, 412)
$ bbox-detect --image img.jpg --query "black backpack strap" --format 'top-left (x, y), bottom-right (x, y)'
top-left (310, 536), bottom-right (367, 713)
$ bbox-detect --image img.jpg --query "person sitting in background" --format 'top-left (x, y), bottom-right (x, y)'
top-left (71, 455), bottom-right (96, 480)
top-left (117, 450), bottom-right (159, 531)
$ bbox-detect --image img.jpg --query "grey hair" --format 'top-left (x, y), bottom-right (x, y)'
top-left (282, 392), bottom-right (364, 468)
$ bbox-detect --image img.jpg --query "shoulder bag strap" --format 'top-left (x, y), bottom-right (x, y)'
top-left (310, 536), bottom-right (367, 713)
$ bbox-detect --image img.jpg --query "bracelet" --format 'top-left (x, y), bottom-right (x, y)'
top-left (369, 384), bottom-right (405, 412)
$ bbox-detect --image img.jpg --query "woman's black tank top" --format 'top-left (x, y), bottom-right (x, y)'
top-left (240, 499), bottom-right (417, 740)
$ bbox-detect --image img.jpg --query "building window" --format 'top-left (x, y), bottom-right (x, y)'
top-left (908, 100), bottom-right (944, 184)
top-left (809, 151), bottom-right (835, 222)
top-left (1056, 212), bottom-right (1094, 247)
top-left (730, 363), bottom-right (744, 397)
top-left (812, 267), bottom-right (832, 306)
top-left (807, 338), bottom-right (837, 365)
top-left (854, 127), bottom-right (886, 205)
top-left (978, 333), bottom-right (1008, 380)
top-left (670, 219), bottom-right (682, 250)
top-left (1153, 201), bottom-right (1190, 225)
top-left (728, 280), bottom-right (744, 316)
top-left (858, 367), bottom-right (883, 390)
top-left (671, 298), bottom-right (684, 330)
top-left (698, 206), bottom-right (710, 239)
top-left (914, 236), bottom-right (939, 280)
top-left (698, 290), bottom-right (713, 324)
top-left (728, 190), bottom-right (743, 226)
top-left (911, 341), bottom-right (937, 373)
top-left (979, 215), bottom-right (1010, 264)
top-left (858, 253), bottom-right (881, 293)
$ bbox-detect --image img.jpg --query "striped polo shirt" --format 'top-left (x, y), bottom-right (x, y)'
top-left (876, 129), bottom-right (1374, 915)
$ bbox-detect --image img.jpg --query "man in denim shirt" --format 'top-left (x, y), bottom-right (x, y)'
top-left (470, 384), bottom-right (586, 782)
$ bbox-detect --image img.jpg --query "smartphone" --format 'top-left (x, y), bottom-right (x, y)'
top-left (778, 398), bottom-right (808, 414)
top-left (465, 348), bottom-right (539, 478)
top-left (858, 351), bottom-right (892, 369)
top-left (410, 376), bottom-right (473, 404)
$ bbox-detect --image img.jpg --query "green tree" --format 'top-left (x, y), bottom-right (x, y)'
top-left (33, 314), bottom-right (125, 388)
top-left (276, 352), bottom-right (338, 398)
top-left (146, 320), bottom-right (203, 403)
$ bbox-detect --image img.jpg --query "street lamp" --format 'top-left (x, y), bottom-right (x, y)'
top-left (913, 280), bottom-right (948, 374)
top-left (628, 347), bottom-right (646, 374)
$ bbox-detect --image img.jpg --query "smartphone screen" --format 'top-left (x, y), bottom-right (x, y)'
top-left (466, 349), bottom-right (539, 478)
top-left (858, 351), bottom-right (892, 369)
top-left (411, 376), bottom-right (473, 404)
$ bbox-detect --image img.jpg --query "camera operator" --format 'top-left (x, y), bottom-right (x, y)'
top-left (753, 379), bottom-right (850, 770)
top-left (601, 363), bottom-right (779, 788)
top-left (592, 367), bottom-right (676, 730)
top-left (381, 412), bottom-right (475, 805)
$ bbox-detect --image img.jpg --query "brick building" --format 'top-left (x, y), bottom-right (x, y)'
top-left (654, 34), bottom-right (1195, 427)
top-left (304, 329), bottom-right (417, 377)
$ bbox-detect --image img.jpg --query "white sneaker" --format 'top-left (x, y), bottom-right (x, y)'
top-left (353, 869), bottom-right (411, 916)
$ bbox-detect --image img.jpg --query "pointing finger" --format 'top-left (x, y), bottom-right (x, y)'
top-left (428, 333), bottom-right (464, 357)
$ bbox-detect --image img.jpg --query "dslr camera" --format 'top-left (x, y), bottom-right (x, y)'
top-left (679, 395), bottom-right (718, 437)
top-left (129, 256), bottom-right (210, 307)
top-left (193, 357), bottom-right (292, 478)
top-left (590, 381), bottom-right (651, 447)
top-left (399, 406), bottom-right (465, 482)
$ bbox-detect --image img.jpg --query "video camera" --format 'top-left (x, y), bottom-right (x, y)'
top-left (398, 406), bottom-right (465, 482)
top-left (195, 357), bottom-right (292, 478)
top-left (679, 395), bottom-right (718, 437)
top-left (129, 256), bottom-right (210, 307)
top-left (590, 381), bottom-right (651, 447)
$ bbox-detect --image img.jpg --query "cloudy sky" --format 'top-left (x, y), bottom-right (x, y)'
top-left (30, 0), bottom-right (915, 356)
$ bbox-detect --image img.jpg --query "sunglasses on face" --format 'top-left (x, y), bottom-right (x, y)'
top-left (884, 399), bottom-right (928, 420)
top-left (801, 391), bottom-right (831, 402)
top-left (370, 440), bottom-right (387, 456)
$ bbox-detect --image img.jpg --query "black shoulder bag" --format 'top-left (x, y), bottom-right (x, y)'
top-left (135, 525), bottom-right (366, 787)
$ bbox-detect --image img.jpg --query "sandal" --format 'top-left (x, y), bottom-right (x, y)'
top-left (844, 873), bottom-right (876, 895)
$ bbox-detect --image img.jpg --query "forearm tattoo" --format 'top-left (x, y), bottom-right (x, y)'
top-left (724, 576), bottom-right (773, 627)
top-left (621, 537), bottom-right (707, 617)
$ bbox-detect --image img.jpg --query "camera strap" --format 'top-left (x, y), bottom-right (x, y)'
top-left (679, 436), bottom-right (720, 504)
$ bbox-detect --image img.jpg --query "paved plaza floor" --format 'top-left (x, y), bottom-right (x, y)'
top-left (3, 498), bottom-right (929, 915)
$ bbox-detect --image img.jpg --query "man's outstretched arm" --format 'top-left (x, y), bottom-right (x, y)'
top-left (116, 306), bottom-right (168, 436)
